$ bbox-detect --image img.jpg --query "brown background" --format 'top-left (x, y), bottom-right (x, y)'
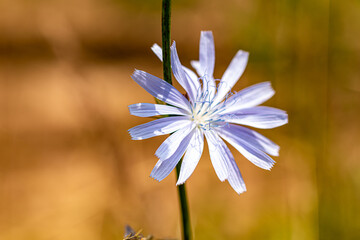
top-left (0, 0), bottom-right (359, 239)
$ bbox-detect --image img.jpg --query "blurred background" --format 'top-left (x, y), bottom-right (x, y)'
top-left (0, 0), bottom-right (359, 239)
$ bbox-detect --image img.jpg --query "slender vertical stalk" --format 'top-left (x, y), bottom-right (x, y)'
top-left (175, 164), bottom-right (192, 240)
top-left (162, 0), bottom-right (172, 85)
top-left (161, 1), bottom-right (192, 239)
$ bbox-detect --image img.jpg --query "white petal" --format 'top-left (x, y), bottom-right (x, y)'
top-left (129, 103), bottom-right (188, 117)
top-left (176, 128), bottom-right (204, 185)
top-left (216, 123), bottom-right (279, 156)
top-left (221, 82), bottom-right (275, 114)
top-left (204, 130), bottom-right (229, 181)
top-left (150, 130), bottom-right (195, 181)
top-left (156, 122), bottom-right (195, 160)
top-left (151, 43), bottom-right (162, 61)
top-left (223, 106), bottom-right (288, 129)
top-left (128, 116), bottom-right (191, 140)
top-left (131, 70), bottom-right (191, 112)
top-left (218, 129), bottom-right (275, 170)
top-left (171, 42), bottom-right (199, 103)
top-left (213, 50), bottom-right (249, 104)
top-left (215, 135), bottom-right (246, 194)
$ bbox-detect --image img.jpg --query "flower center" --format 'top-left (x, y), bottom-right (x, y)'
top-left (191, 103), bottom-right (214, 130)
top-left (193, 112), bottom-right (208, 126)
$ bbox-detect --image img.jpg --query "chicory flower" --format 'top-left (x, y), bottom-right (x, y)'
top-left (129, 31), bottom-right (287, 194)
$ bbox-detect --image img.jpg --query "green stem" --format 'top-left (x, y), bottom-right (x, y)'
top-left (175, 163), bottom-right (192, 240)
top-left (162, 0), bottom-right (172, 85)
top-left (161, 1), bottom-right (192, 239)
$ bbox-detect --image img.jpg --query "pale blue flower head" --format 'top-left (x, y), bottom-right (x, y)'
top-left (128, 31), bottom-right (288, 194)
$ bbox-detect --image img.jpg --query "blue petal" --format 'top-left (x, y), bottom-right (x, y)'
top-left (176, 128), bottom-right (204, 185)
top-left (156, 122), bottom-right (195, 160)
top-left (128, 116), bottom-right (191, 140)
top-left (131, 70), bottom-right (191, 112)
top-left (151, 43), bottom-right (201, 101)
top-left (171, 42), bottom-right (200, 103)
top-left (218, 129), bottom-right (275, 170)
top-left (215, 134), bottom-right (247, 194)
top-left (191, 31), bottom-right (217, 100)
top-left (216, 124), bottom-right (280, 156)
top-left (129, 103), bottom-right (188, 117)
top-left (182, 66), bottom-right (199, 85)
top-left (150, 130), bottom-right (195, 181)
top-left (199, 31), bottom-right (215, 77)
top-left (222, 106), bottom-right (288, 129)
top-left (221, 82), bottom-right (275, 113)
top-left (182, 66), bottom-right (201, 98)
top-left (213, 50), bottom-right (249, 104)
top-left (204, 130), bottom-right (229, 181)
